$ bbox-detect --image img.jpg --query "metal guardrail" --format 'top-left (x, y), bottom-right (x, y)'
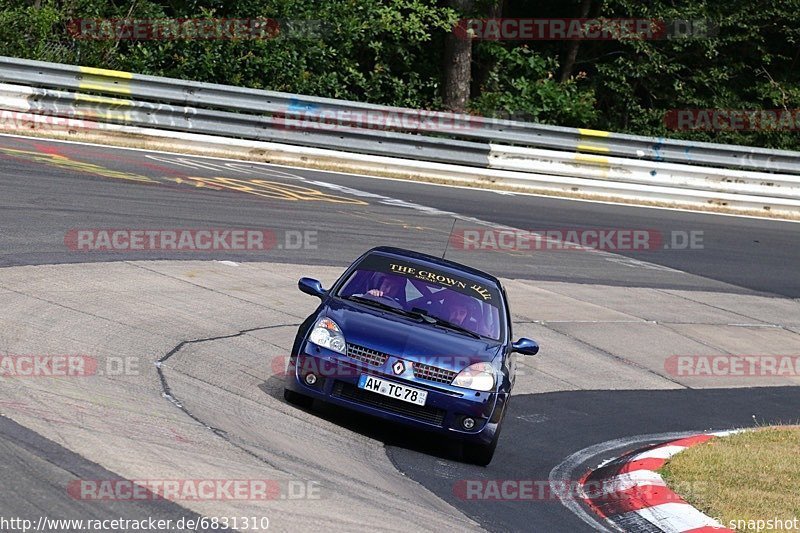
top-left (3, 56), bottom-right (800, 175)
top-left (8, 83), bottom-right (492, 168)
top-left (489, 145), bottom-right (800, 200)
top-left (1, 56), bottom-right (799, 214)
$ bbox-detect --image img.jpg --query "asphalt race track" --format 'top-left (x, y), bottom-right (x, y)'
top-left (1, 133), bottom-right (799, 532)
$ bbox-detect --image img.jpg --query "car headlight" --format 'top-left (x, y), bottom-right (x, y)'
top-left (308, 317), bottom-right (347, 354)
top-left (452, 362), bottom-right (495, 391)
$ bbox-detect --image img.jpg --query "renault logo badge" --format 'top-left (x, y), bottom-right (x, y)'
top-left (392, 360), bottom-right (405, 375)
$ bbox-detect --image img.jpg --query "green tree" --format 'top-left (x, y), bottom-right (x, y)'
top-left (0, 0), bottom-right (798, 149)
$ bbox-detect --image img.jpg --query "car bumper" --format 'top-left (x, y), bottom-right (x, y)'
top-left (284, 345), bottom-right (507, 445)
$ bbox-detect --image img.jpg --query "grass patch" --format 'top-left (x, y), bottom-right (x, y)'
top-left (660, 427), bottom-right (800, 532)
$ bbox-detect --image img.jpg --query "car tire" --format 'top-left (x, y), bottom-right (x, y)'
top-left (283, 388), bottom-right (313, 408)
top-left (462, 433), bottom-right (499, 466)
top-left (463, 418), bottom-right (504, 466)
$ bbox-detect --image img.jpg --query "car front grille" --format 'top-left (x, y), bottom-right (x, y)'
top-left (413, 362), bottom-right (458, 384)
top-left (332, 381), bottom-right (446, 426)
top-left (347, 344), bottom-right (389, 366)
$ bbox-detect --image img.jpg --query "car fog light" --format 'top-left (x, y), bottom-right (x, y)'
top-left (305, 373), bottom-right (317, 385)
top-left (462, 417), bottom-right (475, 430)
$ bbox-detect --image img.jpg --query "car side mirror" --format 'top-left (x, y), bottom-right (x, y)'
top-left (298, 277), bottom-right (326, 299)
top-left (512, 338), bottom-right (539, 355)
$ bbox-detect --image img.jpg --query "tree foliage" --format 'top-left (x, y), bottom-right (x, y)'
top-left (1, 0), bottom-right (798, 149)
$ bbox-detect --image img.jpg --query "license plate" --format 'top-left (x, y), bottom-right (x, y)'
top-left (358, 375), bottom-right (428, 406)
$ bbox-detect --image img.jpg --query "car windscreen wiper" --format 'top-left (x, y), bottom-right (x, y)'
top-left (345, 296), bottom-right (483, 339)
top-left (344, 295), bottom-right (427, 320)
top-left (409, 307), bottom-right (482, 339)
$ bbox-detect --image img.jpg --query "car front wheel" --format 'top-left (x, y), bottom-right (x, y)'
top-left (462, 424), bottom-right (501, 466)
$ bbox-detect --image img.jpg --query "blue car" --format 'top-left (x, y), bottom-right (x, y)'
top-left (283, 246), bottom-right (539, 465)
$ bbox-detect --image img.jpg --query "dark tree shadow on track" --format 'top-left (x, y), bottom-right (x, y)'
top-left (385, 386), bottom-right (800, 533)
top-left (257, 379), bottom-right (459, 461)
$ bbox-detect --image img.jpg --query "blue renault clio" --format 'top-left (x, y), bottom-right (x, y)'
top-left (283, 246), bottom-right (539, 465)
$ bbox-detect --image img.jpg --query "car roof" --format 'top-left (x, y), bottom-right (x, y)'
top-left (362, 246), bottom-right (502, 288)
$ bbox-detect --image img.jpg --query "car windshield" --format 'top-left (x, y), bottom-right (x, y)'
top-left (337, 254), bottom-right (504, 340)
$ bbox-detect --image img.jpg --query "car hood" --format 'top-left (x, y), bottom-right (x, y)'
top-left (323, 298), bottom-right (503, 368)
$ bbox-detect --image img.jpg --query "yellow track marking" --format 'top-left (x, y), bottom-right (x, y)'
top-left (0, 147), bottom-right (154, 183)
top-left (186, 176), bottom-right (368, 204)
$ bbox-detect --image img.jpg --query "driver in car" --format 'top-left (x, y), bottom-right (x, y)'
top-left (365, 273), bottom-right (405, 303)
top-left (448, 300), bottom-right (469, 326)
